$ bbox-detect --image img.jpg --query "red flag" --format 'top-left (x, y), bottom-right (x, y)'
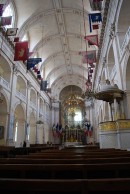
top-left (84, 34), bottom-right (98, 46)
top-left (92, 24), bottom-right (99, 30)
top-left (14, 41), bottom-right (28, 61)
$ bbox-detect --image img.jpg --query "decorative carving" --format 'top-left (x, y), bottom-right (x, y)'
top-left (13, 64), bottom-right (19, 74)
top-left (99, 121), bottom-right (116, 131)
top-left (109, 23), bottom-right (115, 39)
top-left (117, 120), bottom-right (130, 130)
top-left (27, 80), bottom-right (32, 89)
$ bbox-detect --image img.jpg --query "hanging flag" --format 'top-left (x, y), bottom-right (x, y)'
top-left (37, 70), bottom-right (40, 75)
top-left (89, 69), bottom-right (93, 74)
top-left (89, 0), bottom-right (103, 11)
top-left (40, 80), bottom-right (47, 91)
top-left (84, 34), bottom-right (98, 46)
top-left (33, 66), bottom-right (38, 73)
top-left (14, 41), bottom-right (28, 61)
top-left (89, 63), bottom-right (95, 68)
top-left (79, 50), bottom-right (96, 64)
top-left (14, 37), bottom-right (19, 42)
top-left (0, 4), bottom-right (4, 16)
top-left (90, 12), bottom-right (102, 22)
top-left (37, 74), bottom-right (41, 80)
top-left (27, 58), bottom-right (42, 64)
top-left (27, 62), bottom-right (35, 70)
top-left (1, 16), bottom-right (12, 26)
top-left (92, 24), bottom-right (99, 30)
top-left (27, 58), bottom-right (42, 70)
top-left (6, 28), bottom-right (18, 36)
top-left (88, 12), bottom-right (102, 32)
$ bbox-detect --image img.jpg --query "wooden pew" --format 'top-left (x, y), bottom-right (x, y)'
top-left (0, 178), bottom-right (130, 193)
top-left (15, 152), bottom-right (130, 159)
top-left (1, 156), bottom-right (130, 164)
top-left (0, 163), bottom-right (130, 179)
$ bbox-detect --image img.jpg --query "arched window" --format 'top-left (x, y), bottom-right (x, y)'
top-left (2, 3), bottom-right (15, 28)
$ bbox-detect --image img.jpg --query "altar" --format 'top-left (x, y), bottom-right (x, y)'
top-left (64, 141), bottom-right (82, 146)
top-left (61, 128), bottom-right (84, 146)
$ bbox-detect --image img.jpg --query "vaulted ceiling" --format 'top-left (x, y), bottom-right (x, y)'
top-left (15, 0), bottom-right (100, 100)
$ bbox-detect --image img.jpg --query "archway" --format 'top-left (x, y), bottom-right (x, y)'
top-left (125, 57), bottom-right (130, 119)
top-left (0, 93), bottom-right (8, 145)
top-left (14, 104), bottom-right (25, 147)
top-left (117, 0), bottom-right (130, 47)
top-left (16, 75), bottom-right (26, 96)
top-left (0, 56), bottom-right (11, 83)
top-left (107, 45), bottom-right (115, 78)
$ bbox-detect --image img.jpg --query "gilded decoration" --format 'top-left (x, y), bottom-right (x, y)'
top-left (116, 120), bottom-right (130, 130)
top-left (99, 121), bottom-right (116, 131)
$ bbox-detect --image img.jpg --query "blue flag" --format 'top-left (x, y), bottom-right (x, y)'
top-left (27, 58), bottom-right (42, 70)
top-left (88, 12), bottom-right (102, 32)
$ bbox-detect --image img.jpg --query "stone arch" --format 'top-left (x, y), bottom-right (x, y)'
top-left (14, 104), bottom-right (25, 147)
top-left (30, 88), bottom-right (37, 104)
top-left (16, 75), bottom-right (27, 96)
top-left (0, 92), bottom-right (8, 145)
top-left (107, 44), bottom-right (115, 79)
top-left (0, 55), bottom-right (11, 83)
top-left (125, 57), bottom-right (130, 90)
top-left (117, 0), bottom-right (130, 47)
top-left (123, 57), bottom-right (130, 119)
top-left (29, 112), bottom-right (36, 144)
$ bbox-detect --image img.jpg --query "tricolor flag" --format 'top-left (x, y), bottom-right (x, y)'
top-left (0, 4), bottom-right (4, 16)
top-left (88, 12), bottom-right (102, 32)
top-left (14, 41), bottom-right (28, 61)
top-left (6, 28), bottom-right (18, 36)
top-left (84, 34), bottom-right (98, 46)
top-left (1, 16), bottom-right (12, 26)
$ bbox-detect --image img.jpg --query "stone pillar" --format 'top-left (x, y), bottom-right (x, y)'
top-left (120, 100), bottom-right (126, 119)
top-left (6, 65), bottom-right (18, 146)
top-left (109, 102), bottom-right (114, 121)
top-left (113, 98), bottom-right (118, 120)
top-left (25, 81), bottom-right (31, 146)
top-left (124, 90), bottom-right (130, 119)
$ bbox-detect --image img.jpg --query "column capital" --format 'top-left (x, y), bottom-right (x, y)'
top-left (124, 90), bottom-right (130, 96)
top-left (13, 64), bottom-right (19, 75)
